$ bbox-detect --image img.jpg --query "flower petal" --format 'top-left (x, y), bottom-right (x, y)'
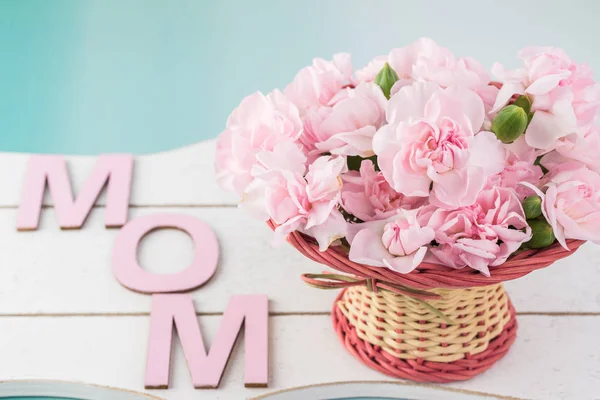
top-left (387, 81), bottom-right (441, 124)
top-left (525, 111), bottom-right (573, 149)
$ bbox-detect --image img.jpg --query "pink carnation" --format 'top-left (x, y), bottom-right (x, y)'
top-left (357, 38), bottom-right (491, 89)
top-left (241, 155), bottom-right (347, 251)
top-left (373, 81), bottom-right (505, 208)
top-left (355, 55), bottom-right (388, 83)
top-left (540, 126), bottom-right (600, 174)
top-left (341, 160), bottom-right (423, 222)
top-left (300, 83), bottom-right (387, 157)
top-left (357, 38), bottom-right (496, 115)
top-left (391, 38), bottom-right (491, 89)
top-left (284, 53), bottom-right (353, 114)
top-left (524, 162), bottom-right (600, 249)
top-left (423, 187), bottom-right (531, 276)
top-left (486, 137), bottom-right (544, 200)
top-left (348, 209), bottom-right (435, 273)
top-left (492, 47), bottom-right (600, 149)
top-left (215, 90), bottom-right (303, 196)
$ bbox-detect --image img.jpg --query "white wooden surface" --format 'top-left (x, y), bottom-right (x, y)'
top-left (0, 140), bottom-right (598, 399)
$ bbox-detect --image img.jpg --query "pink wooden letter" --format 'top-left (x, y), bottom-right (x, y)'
top-left (112, 213), bottom-right (219, 293)
top-left (16, 154), bottom-right (133, 230)
top-left (145, 294), bottom-right (269, 389)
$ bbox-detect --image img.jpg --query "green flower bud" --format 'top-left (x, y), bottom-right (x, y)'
top-left (524, 219), bottom-right (556, 249)
top-left (513, 95), bottom-right (532, 115)
top-left (374, 63), bottom-right (399, 99)
top-left (491, 105), bottom-right (528, 143)
top-left (522, 195), bottom-right (543, 219)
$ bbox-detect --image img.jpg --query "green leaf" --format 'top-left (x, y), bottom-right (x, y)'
top-left (534, 155), bottom-right (549, 174)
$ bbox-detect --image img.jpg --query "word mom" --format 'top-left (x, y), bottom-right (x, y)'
top-left (16, 154), bottom-right (269, 389)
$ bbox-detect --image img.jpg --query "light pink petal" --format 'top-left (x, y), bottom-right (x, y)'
top-left (540, 151), bottom-right (569, 171)
top-left (388, 46), bottom-right (415, 78)
top-left (557, 209), bottom-right (600, 243)
top-left (341, 190), bottom-right (373, 221)
top-left (346, 219), bottom-right (387, 244)
top-left (332, 53), bottom-right (353, 80)
top-left (399, 226), bottom-right (435, 255)
top-left (255, 140), bottom-right (307, 176)
top-left (319, 126), bottom-right (377, 157)
top-left (306, 201), bottom-right (335, 229)
top-left (455, 238), bottom-right (497, 258)
top-left (382, 250), bottom-right (421, 274)
top-left (505, 135), bottom-right (537, 162)
top-left (445, 86), bottom-right (486, 132)
top-left (348, 227), bottom-right (389, 267)
top-left (239, 179), bottom-right (270, 220)
top-left (543, 186), bottom-right (568, 249)
top-left (519, 181), bottom-right (545, 198)
top-left (491, 83), bottom-right (525, 113)
top-left (386, 81), bottom-right (441, 124)
top-left (372, 124), bottom-right (398, 157)
top-left (525, 73), bottom-right (568, 95)
top-left (430, 167), bottom-right (485, 208)
top-left (550, 95), bottom-right (577, 130)
top-left (468, 131), bottom-right (506, 176)
top-left (393, 166), bottom-right (432, 197)
top-left (355, 55), bottom-right (387, 83)
top-left (525, 111), bottom-right (572, 149)
top-left (307, 210), bottom-right (347, 251)
top-left (389, 79), bottom-right (415, 97)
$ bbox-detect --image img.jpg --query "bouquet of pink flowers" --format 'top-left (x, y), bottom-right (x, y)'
top-left (215, 38), bottom-right (600, 277)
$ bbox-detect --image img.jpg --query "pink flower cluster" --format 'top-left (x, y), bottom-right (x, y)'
top-left (215, 38), bottom-right (600, 276)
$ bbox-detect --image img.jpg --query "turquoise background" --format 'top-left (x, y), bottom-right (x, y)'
top-left (1, 0), bottom-right (598, 155)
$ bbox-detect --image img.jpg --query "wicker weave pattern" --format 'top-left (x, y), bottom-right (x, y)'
top-left (337, 284), bottom-right (511, 363)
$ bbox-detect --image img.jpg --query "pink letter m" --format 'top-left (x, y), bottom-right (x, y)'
top-left (16, 154), bottom-right (133, 230)
top-left (145, 294), bottom-right (269, 389)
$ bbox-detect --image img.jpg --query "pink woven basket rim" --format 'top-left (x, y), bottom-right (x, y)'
top-left (269, 220), bottom-right (585, 289)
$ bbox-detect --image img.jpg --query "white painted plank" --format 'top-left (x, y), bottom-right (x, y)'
top-left (0, 206), bottom-right (336, 314)
top-left (0, 140), bottom-right (239, 207)
top-left (1, 206), bottom-right (599, 315)
top-left (505, 240), bottom-right (600, 313)
top-left (0, 315), bottom-right (597, 400)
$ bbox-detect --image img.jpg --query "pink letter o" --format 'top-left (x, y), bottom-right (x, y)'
top-left (112, 213), bottom-right (219, 293)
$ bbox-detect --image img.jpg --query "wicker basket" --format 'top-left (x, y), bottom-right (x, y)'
top-left (270, 220), bottom-right (585, 382)
top-left (333, 284), bottom-right (516, 382)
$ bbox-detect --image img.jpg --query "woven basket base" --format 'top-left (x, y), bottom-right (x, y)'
top-left (332, 288), bottom-right (518, 383)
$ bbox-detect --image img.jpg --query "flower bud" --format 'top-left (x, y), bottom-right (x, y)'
top-left (374, 63), bottom-right (399, 99)
top-left (491, 105), bottom-right (528, 143)
top-left (522, 195), bottom-right (543, 219)
top-left (524, 219), bottom-right (556, 249)
top-left (513, 95), bottom-right (532, 115)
